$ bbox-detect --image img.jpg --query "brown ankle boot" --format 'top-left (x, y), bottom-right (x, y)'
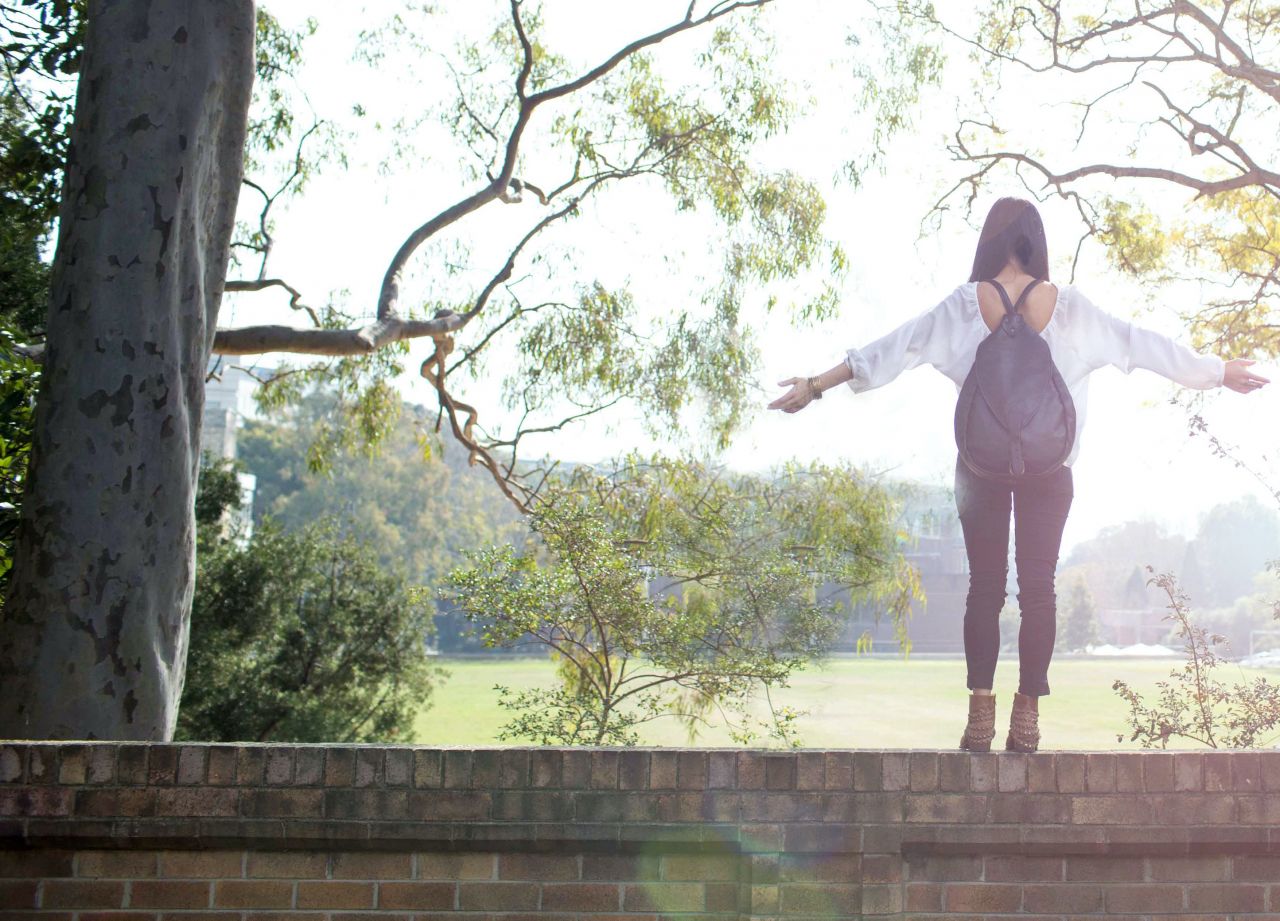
top-left (1005, 692), bottom-right (1040, 752)
top-left (959, 693), bottom-right (996, 752)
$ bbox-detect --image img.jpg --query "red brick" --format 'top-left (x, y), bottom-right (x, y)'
top-left (56, 746), bottom-right (88, 784)
top-left (1114, 755), bottom-right (1143, 792)
top-left (908, 753), bottom-right (938, 791)
top-left (581, 854), bottom-right (660, 881)
top-left (824, 752), bottom-right (853, 790)
top-left (246, 852), bottom-right (328, 879)
top-left (329, 852), bottom-right (412, 880)
top-left (1106, 883), bottom-right (1185, 912)
top-left (1022, 883), bottom-right (1103, 912)
top-left (997, 755), bottom-right (1026, 792)
top-left (376, 881), bottom-right (456, 910)
top-left (1154, 793), bottom-right (1235, 824)
top-left (356, 748), bottom-right (385, 787)
top-left (0, 745), bottom-right (24, 783)
top-left (678, 751), bottom-right (709, 790)
top-left (498, 852), bottom-right (579, 880)
top-left (176, 747), bottom-right (207, 785)
top-left (205, 746), bottom-right (237, 785)
top-left (158, 850), bottom-right (242, 878)
top-left (1024, 757), bottom-right (1054, 793)
top-left (0, 880), bottom-right (38, 908)
top-left (239, 788), bottom-right (323, 818)
top-left (905, 794), bottom-right (987, 823)
top-left (295, 881), bottom-right (374, 910)
top-left (154, 787), bottom-right (237, 817)
top-left (1234, 855), bottom-right (1280, 879)
top-left (662, 853), bottom-right (737, 882)
top-left (937, 752), bottom-right (969, 792)
top-left (74, 914), bottom-right (154, 921)
top-left (984, 855), bottom-right (1063, 882)
top-left (861, 883), bottom-right (902, 914)
top-left (457, 881), bottom-right (538, 911)
top-left (1056, 753), bottom-right (1086, 792)
top-left (416, 853), bottom-right (495, 880)
top-left (75, 851), bottom-right (157, 879)
top-left (540, 882), bottom-right (621, 911)
top-left (1149, 855), bottom-right (1231, 881)
top-left (912, 855), bottom-right (981, 881)
top-left (1144, 752), bottom-right (1176, 791)
top-left (705, 880), bottom-right (737, 912)
top-left (128, 880), bottom-right (211, 909)
top-left (1174, 752), bottom-right (1204, 790)
top-left (1065, 855), bottom-right (1145, 882)
top-left (1187, 883), bottom-right (1266, 911)
top-left (1071, 795), bottom-right (1151, 824)
top-left (779, 883), bottom-right (859, 915)
top-left (778, 854), bottom-right (851, 883)
top-left (590, 751), bottom-right (619, 789)
top-left (41, 880), bottom-right (126, 909)
top-left (0, 785), bottom-right (72, 816)
top-left (623, 881), bottom-right (705, 912)
top-left (324, 749), bottom-right (355, 786)
top-left (944, 882), bottom-right (1022, 912)
top-left (0, 850), bottom-right (73, 877)
top-left (905, 882), bottom-right (942, 911)
top-left (861, 854), bottom-right (901, 884)
top-left (213, 880), bottom-right (294, 909)
top-left (882, 752), bottom-right (910, 790)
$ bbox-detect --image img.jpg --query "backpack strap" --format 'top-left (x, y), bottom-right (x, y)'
top-left (987, 278), bottom-right (1043, 317)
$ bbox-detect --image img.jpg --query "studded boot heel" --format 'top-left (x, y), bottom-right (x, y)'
top-left (1005, 692), bottom-right (1040, 752)
top-left (959, 693), bottom-right (996, 752)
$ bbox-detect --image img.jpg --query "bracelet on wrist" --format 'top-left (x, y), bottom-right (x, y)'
top-left (807, 376), bottom-right (823, 400)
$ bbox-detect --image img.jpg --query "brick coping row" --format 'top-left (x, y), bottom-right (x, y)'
top-left (2, 744), bottom-right (1274, 794)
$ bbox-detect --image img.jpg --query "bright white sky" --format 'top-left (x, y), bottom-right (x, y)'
top-left (231, 0), bottom-right (1280, 559)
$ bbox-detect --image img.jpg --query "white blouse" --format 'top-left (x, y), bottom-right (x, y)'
top-left (844, 282), bottom-right (1225, 466)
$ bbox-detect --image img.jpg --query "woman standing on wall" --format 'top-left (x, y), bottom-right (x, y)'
top-left (768, 197), bottom-right (1271, 753)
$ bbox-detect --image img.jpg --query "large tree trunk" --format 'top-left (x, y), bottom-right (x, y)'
top-left (0, 0), bottom-right (256, 740)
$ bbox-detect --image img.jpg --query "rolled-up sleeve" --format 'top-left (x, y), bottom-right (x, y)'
top-left (845, 286), bottom-right (966, 393)
top-left (1070, 288), bottom-right (1225, 389)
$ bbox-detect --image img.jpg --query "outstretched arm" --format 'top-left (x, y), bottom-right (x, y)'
top-left (1071, 288), bottom-right (1269, 392)
top-left (768, 286), bottom-right (967, 413)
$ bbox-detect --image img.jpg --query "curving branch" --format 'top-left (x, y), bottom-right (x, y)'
top-left (223, 278), bottom-right (319, 327)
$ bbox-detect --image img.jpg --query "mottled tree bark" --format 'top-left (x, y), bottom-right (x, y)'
top-left (0, 0), bottom-right (256, 740)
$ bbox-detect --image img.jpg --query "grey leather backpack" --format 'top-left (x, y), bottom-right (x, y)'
top-left (954, 279), bottom-right (1076, 481)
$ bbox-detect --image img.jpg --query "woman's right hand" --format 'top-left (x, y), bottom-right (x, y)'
top-left (768, 377), bottom-right (815, 413)
top-left (1224, 358), bottom-right (1271, 394)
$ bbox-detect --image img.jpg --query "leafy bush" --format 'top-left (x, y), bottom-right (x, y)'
top-left (1114, 567), bottom-right (1280, 749)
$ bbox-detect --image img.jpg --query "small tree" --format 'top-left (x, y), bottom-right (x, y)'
top-left (443, 454), bottom-right (920, 746)
top-left (177, 460), bottom-right (438, 742)
top-left (1058, 574), bottom-right (1099, 653)
top-left (1113, 568), bottom-right (1280, 749)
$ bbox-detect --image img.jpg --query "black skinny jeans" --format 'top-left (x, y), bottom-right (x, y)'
top-left (954, 454), bottom-right (1073, 697)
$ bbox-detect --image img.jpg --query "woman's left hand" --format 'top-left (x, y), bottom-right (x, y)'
top-left (1224, 358), bottom-right (1271, 394)
top-left (768, 377), bottom-right (815, 413)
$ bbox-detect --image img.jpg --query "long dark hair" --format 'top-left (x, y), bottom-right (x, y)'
top-left (968, 197), bottom-right (1050, 282)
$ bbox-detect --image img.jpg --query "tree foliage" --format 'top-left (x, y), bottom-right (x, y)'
top-left (1114, 567), bottom-right (1280, 749)
top-left (443, 452), bottom-right (921, 746)
top-left (177, 456), bottom-right (438, 743)
top-left (1057, 572), bottom-right (1099, 653)
top-left (238, 392), bottom-right (526, 591)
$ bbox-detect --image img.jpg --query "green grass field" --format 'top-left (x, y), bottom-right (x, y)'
top-left (413, 655), bottom-right (1280, 750)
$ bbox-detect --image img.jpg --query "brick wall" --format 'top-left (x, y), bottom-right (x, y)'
top-left (1, 744), bottom-right (1279, 918)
